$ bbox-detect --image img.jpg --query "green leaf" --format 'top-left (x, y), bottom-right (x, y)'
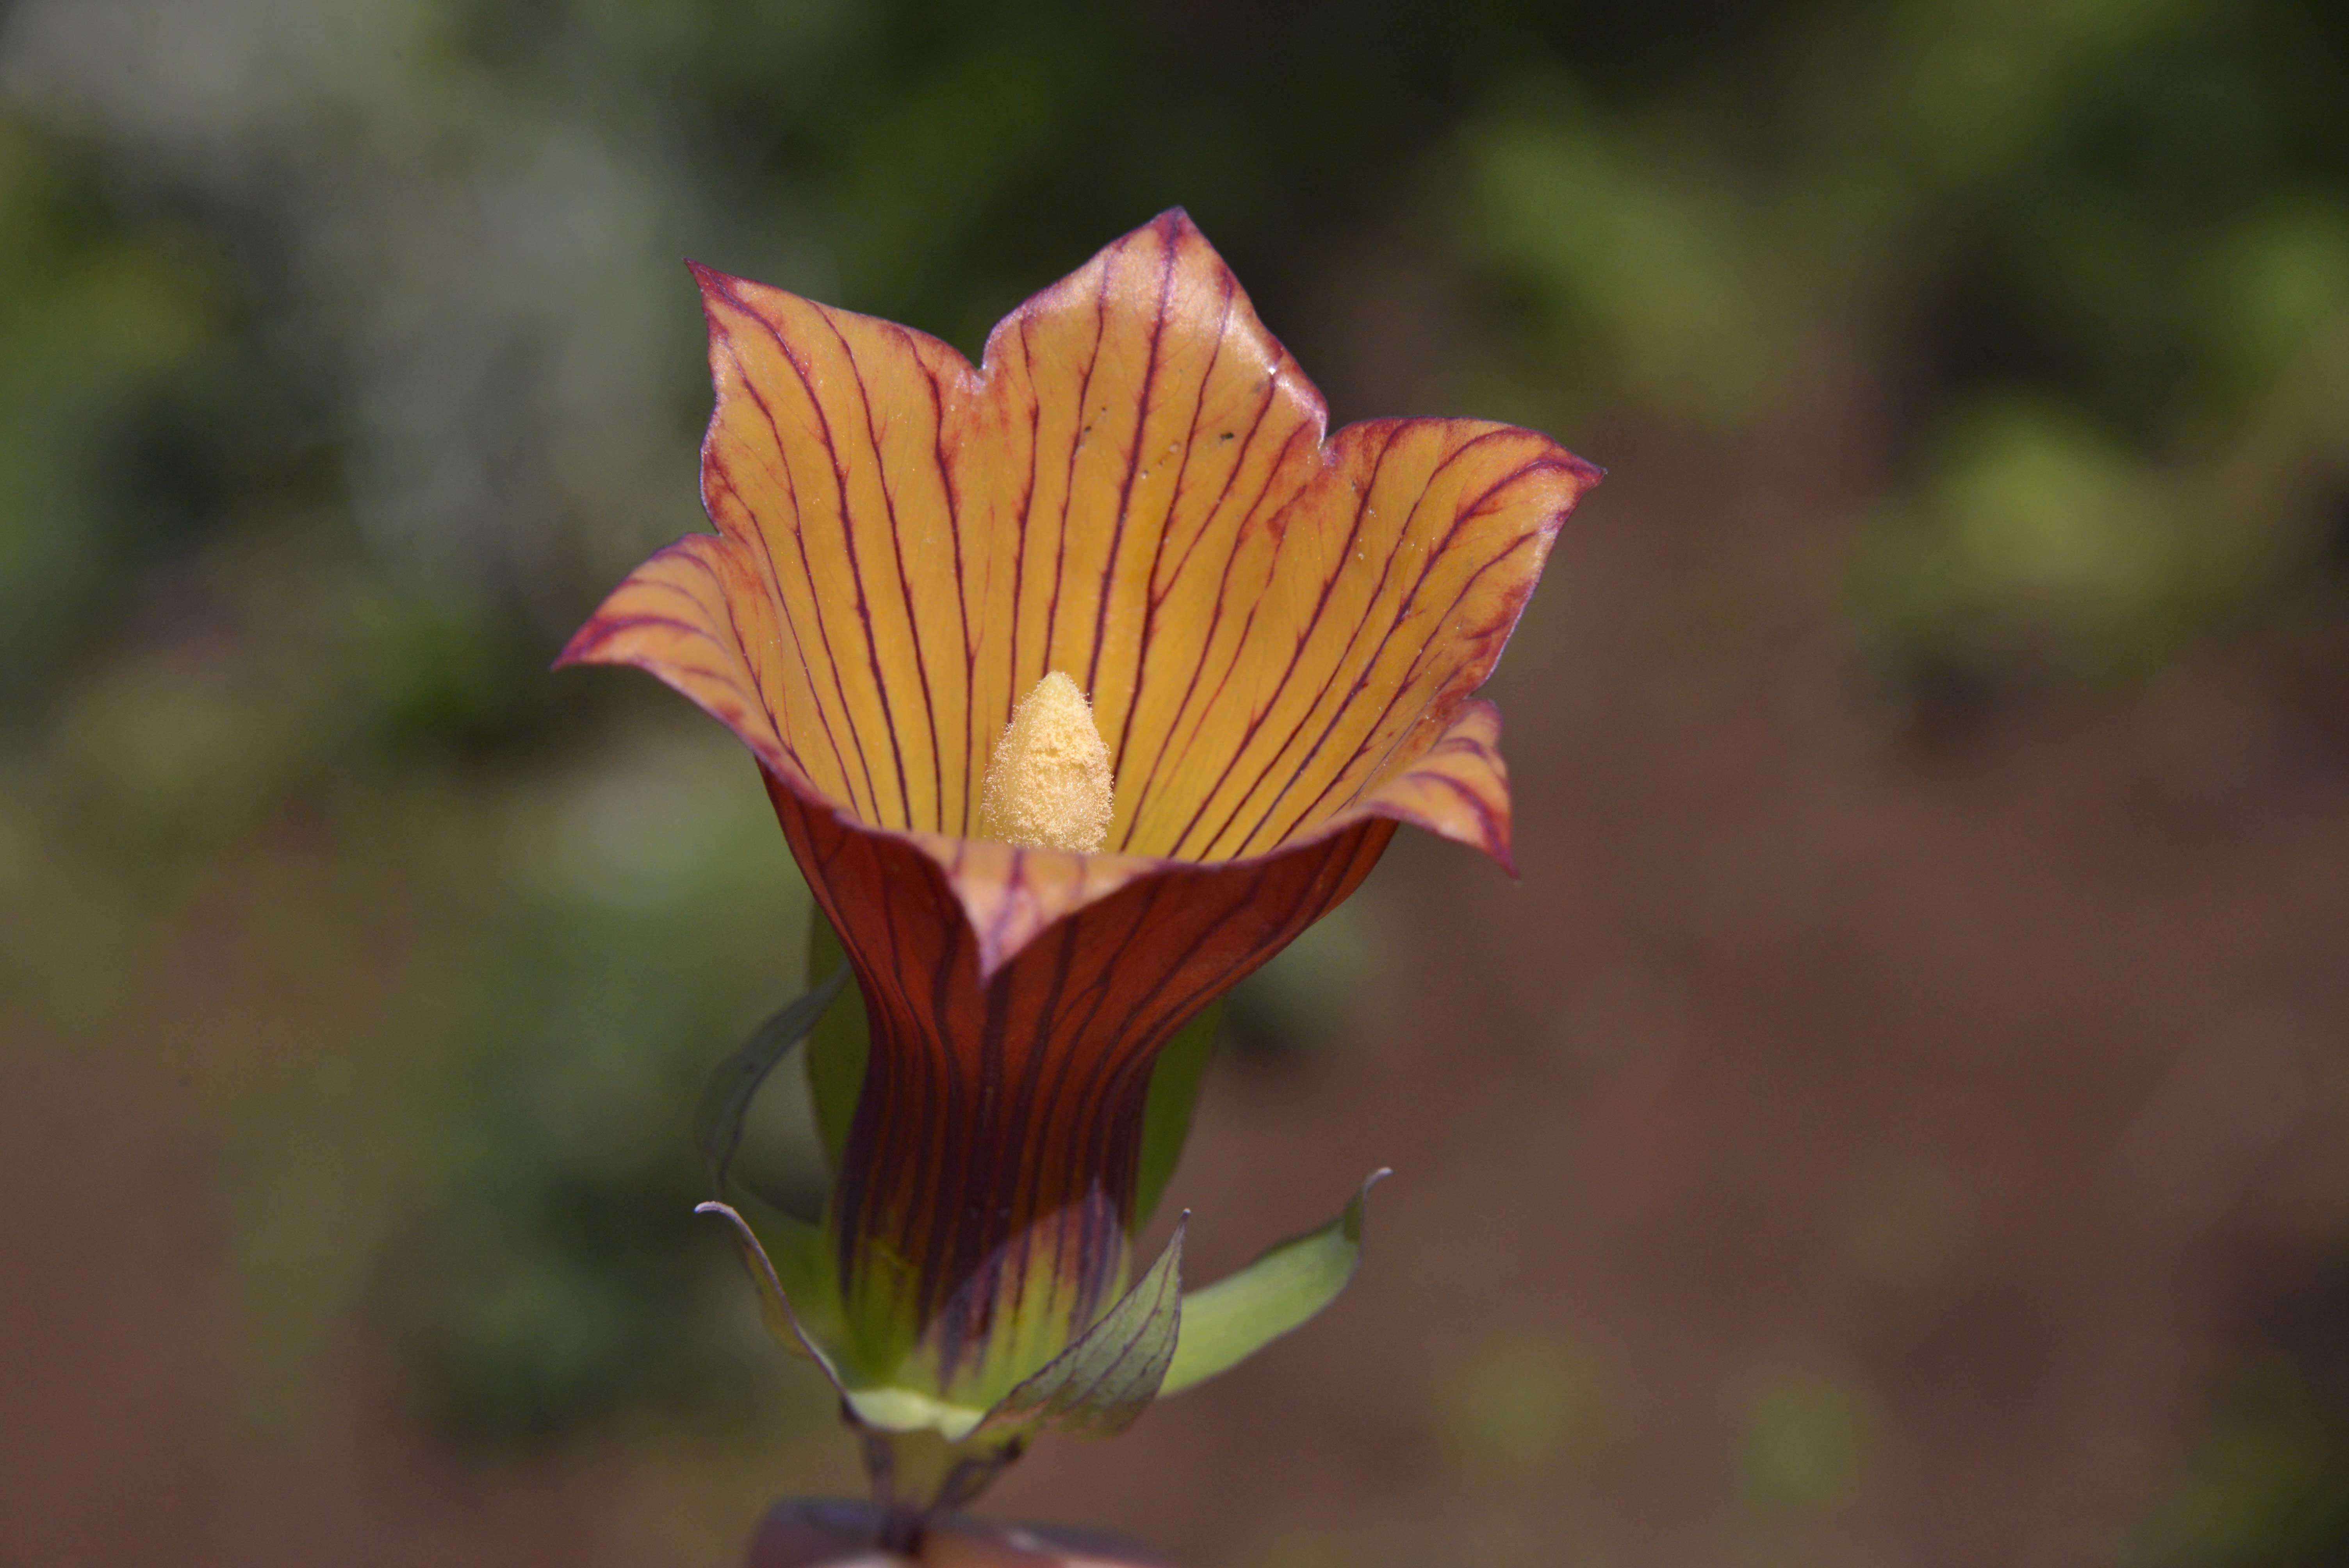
top-left (693, 963), bottom-right (848, 1201)
top-left (1133, 1000), bottom-right (1221, 1228)
top-left (1159, 1170), bottom-right (1387, 1397)
top-left (977, 1216), bottom-right (1187, 1441)
top-left (805, 914), bottom-right (870, 1172)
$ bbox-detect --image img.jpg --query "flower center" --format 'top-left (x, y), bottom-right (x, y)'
top-left (976, 671), bottom-right (1114, 853)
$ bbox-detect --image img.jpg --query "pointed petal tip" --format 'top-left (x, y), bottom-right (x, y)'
top-left (548, 618), bottom-right (602, 672)
top-left (686, 258), bottom-right (764, 320)
top-left (684, 259), bottom-right (733, 309)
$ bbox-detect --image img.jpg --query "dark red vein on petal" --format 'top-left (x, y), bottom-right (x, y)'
top-left (1009, 877), bottom-right (1169, 1256)
top-left (1152, 363), bottom-right (1285, 605)
top-left (1043, 242), bottom-right (1118, 680)
top-left (669, 529), bottom-right (802, 780)
top-left (996, 871), bottom-right (1163, 1311)
top-left (1285, 530), bottom-right (1548, 837)
top-left (1213, 428), bottom-right (1517, 855)
top-left (707, 329), bottom-right (884, 823)
top-left (920, 898), bottom-right (988, 1375)
top-left (1235, 444), bottom-right (1567, 851)
top-left (720, 283), bottom-right (912, 829)
top-left (1120, 412), bottom-right (1314, 844)
top-left (1168, 420), bottom-right (1404, 859)
top-left (832, 316), bottom-right (948, 832)
top-left (989, 918), bottom-right (1087, 1356)
top-left (1397, 766), bottom-right (1508, 853)
top-left (1083, 228), bottom-right (1178, 698)
top-left (704, 452), bottom-right (864, 813)
top-left (1106, 263), bottom-right (1235, 838)
top-left (573, 608), bottom-right (727, 649)
top-left (910, 346), bottom-right (978, 837)
top-left (1111, 365), bottom-right (1278, 846)
top-left (1299, 447), bottom-right (1586, 827)
top-left (1006, 315), bottom-right (1042, 723)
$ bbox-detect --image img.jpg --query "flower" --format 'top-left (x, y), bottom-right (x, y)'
top-left (559, 211), bottom-right (1597, 1483)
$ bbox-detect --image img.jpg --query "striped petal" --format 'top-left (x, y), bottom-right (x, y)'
top-left (560, 210), bottom-right (1597, 977)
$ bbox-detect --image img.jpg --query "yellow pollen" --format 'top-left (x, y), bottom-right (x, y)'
top-left (977, 671), bottom-right (1114, 853)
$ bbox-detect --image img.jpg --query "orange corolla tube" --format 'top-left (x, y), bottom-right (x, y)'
top-left (560, 210), bottom-right (1599, 1418)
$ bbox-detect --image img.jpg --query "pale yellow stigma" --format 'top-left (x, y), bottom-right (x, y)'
top-left (977, 671), bottom-right (1114, 853)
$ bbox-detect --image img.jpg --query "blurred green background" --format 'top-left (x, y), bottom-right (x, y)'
top-left (5, 1), bottom-right (2349, 1563)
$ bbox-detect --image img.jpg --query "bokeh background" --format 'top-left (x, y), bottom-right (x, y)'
top-left (5, 0), bottom-right (2349, 1563)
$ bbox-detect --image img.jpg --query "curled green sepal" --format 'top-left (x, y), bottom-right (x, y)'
top-left (695, 1200), bottom-right (846, 1373)
top-left (1159, 1169), bottom-right (1388, 1397)
top-left (705, 1196), bottom-right (1190, 1449)
top-left (694, 964), bottom-right (849, 1202)
top-left (974, 1215), bottom-right (1187, 1442)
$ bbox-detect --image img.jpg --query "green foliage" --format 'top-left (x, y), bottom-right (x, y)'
top-left (1435, 1331), bottom-right (1614, 1475)
top-left (1854, 400), bottom-right (2204, 681)
top-left (2133, 1359), bottom-right (2349, 1568)
top-left (1453, 0), bottom-right (2349, 685)
top-left (1160, 1171), bottom-right (1383, 1397)
top-left (1736, 1370), bottom-right (1871, 1515)
top-left (372, 791), bottom-right (819, 1447)
top-left (0, 117), bottom-right (221, 712)
top-left (1466, 101), bottom-right (1772, 424)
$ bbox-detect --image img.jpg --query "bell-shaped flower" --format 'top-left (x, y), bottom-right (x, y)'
top-left (560, 211), bottom-right (1598, 1513)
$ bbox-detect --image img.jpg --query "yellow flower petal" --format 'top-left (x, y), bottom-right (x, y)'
top-left (564, 210), bottom-right (1596, 973)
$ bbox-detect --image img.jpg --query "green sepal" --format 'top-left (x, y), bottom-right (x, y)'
top-left (821, 1222), bottom-right (1190, 1447)
top-left (1133, 1001), bottom-right (1221, 1228)
top-left (702, 1197), bottom-right (993, 1437)
top-left (804, 914), bottom-right (870, 1173)
top-left (696, 1200), bottom-right (849, 1380)
top-left (1159, 1170), bottom-right (1387, 1396)
top-left (693, 963), bottom-right (848, 1203)
top-left (699, 1197), bottom-right (1194, 1451)
top-left (975, 1215), bottom-right (1187, 1442)
top-left (727, 1189), bottom-right (854, 1360)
